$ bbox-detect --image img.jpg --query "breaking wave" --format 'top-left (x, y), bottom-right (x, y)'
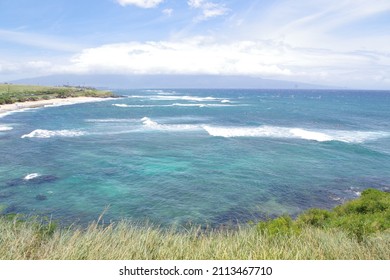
top-left (0, 125), bottom-right (13, 131)
top-left (202, 125), bottom-right (389, 143)
top-left (140, 117), bottom-right (200, 131)
top-left (24, 173), bottom-right (41, 180)
top-left (21, 129), bottom-right (86, 139)
top-left (43, 97), bottom-right (117, 108)
top-left (150, 95), bottom-right (223, 102)
top-left (127, 94), bottom-right (228, 102)
top-left (113, 103), bottom-right (235, 108)
top-left (113, 104), bottom-right (165, 108)
top-left (106, 116), bottom-right (388, 143)
top-left (0, 108), bottom-right (37, 119)
top-left (172, 103), bottom-right (233, 107)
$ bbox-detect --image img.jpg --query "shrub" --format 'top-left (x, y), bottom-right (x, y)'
top-left (297, 208), bottom-right (333, 227)
top-left (257, 189), bottom-right (390, 242)
top-left (335, 188), bottom-right (389, 215)
top-left (0, 96), bottom-right (13, 104)
top-left (257, 215), bottom-right (301, 236)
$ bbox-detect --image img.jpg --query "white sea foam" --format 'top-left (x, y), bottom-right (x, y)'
top-left (150, 95), bottom-right (220, 102)
top-left (140, 117), bottom-right (200, 131)
top-left (21, 129), bottom-right (86, 139)
top-left (0, 112), bottom-right (12, 119)
top-left (113, 103), bottom-right (235, 108)
top-left (347, 187), bottom-right (362, 197)
top-left (202, 125), bottom-right (389, 143)
top-left (113, 103), bottom-right (133, 108)
top-left (126, 95), bottom-right (144, 98)
top-left (128, 94), bottom-right (224, 102)
top-left (0, 125), bottom-right (13, 131)
top-left (136, 118), bottom-right (388, 143)
top-left (290, 128), bottom-right (333, 142)
top-left (44, 102), bottom-right (77, 108)
top-left (141, 117), bottom-right (159, 127)
top-left (44, 97), bottom-right (116, 108)
top-left (24, 173), bottom-right (41, 180)
top-left (172, 103), bottom-right (206, 107)
top-left (172, 103), bottom-right (233, 107)
top-left (221, 99), bottom-right (231, 103)
top-left (0, 107), bottom-right (37, 119)
top-left (203, 125), bottom-right (290, 138)
top-left (113, 103), bottom-right (167, 108)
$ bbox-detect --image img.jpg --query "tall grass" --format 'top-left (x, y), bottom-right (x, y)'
top-left (0, 84), bottom-right (49, 93)
top-left (1, 189), bottom-right (389, 260)
top-left (0, 218), bottom-right (389, 260)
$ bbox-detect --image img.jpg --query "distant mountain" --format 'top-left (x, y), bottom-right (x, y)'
top-left (11, 74), bottom-right (331, 89)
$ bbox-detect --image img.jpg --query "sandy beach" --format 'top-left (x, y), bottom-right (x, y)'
top-left (0, 96), bottom-right (113, 116)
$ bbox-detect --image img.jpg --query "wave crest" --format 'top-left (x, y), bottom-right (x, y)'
top-left (113, 103), bottom-right (235, 108)
top-left (24, 173), bottom-right (41, 180)
top-left (127, 94), bottom-right (227, 102)
top-left (202, 125), bottom-right (388, 143)
top-left (141, 117), bottom-right (200, 131)
top-left (141, 117), bottom-right (159, 127)
top-left (0, 125), bottom-right (13, 131)
top-left (21, 129), bottom-right (85, 139)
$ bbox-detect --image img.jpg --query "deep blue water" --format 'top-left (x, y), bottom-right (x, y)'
top-left (1, 89), bottom-right (390, 226)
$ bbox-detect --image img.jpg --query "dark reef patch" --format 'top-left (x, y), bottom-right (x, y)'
top-left (5, 175), bottom-right (58, 188)
top-left (0, 190), bottom-right (15, 199)
top-left (28, 175), bottom-right (58, 185)
top-left (5, 178), bottom-right (24, 188)
top-left (35, 194), bottom-right (48, 201)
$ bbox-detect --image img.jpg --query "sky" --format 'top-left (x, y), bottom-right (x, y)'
top-left (0, 0), bottom-right (390, 89)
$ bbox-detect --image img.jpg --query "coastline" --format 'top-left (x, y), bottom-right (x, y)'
top-left (0, 96), bottom-right (114, 116)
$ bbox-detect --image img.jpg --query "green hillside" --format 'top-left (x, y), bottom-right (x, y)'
top-left (0, 83), bottom-right (113, 105)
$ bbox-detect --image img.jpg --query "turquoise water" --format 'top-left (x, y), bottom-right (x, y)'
top-left (1, 89), bottom-right (390, 226)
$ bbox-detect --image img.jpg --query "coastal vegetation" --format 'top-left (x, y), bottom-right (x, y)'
top-left (0, 83), bottom-right (113, 105)
top-left (0, 188), bottom-right (389, 259)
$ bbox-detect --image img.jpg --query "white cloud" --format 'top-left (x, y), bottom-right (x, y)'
top-left (188, 0), bottom-right (203, 8)
top-left (2, 36), bottom-right (389, 88)
top-left (188, 0), bottom-right (229, 20)
top-left (65, 39), bottom-right (291, 76)
top-left (45, 37), bottom-right (387, 89)
top-left (116, 0), bottom-right (164, 8)
top-left (162, 8), bottom-right (173, 16)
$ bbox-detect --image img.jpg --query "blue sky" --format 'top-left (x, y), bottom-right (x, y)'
top-left (0, 0), bottom-right (390, 89)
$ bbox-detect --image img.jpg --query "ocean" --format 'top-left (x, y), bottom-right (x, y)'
top-left (1, 89), bottom-right (390, 227)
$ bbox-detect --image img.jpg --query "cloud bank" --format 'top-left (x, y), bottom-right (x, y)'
top-left (47, 37), bottom-right (385, 88)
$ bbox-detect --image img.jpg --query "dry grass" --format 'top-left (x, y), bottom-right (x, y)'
top-left (1, 217), bottom-right (389, 260)
top-left (2, 189), bottom-right (389, 260)
top-left (0, 84), bottom-right (50, 93)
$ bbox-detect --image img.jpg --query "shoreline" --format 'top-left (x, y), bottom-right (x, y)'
top-left (0, 96), bottom-right (114, 116)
